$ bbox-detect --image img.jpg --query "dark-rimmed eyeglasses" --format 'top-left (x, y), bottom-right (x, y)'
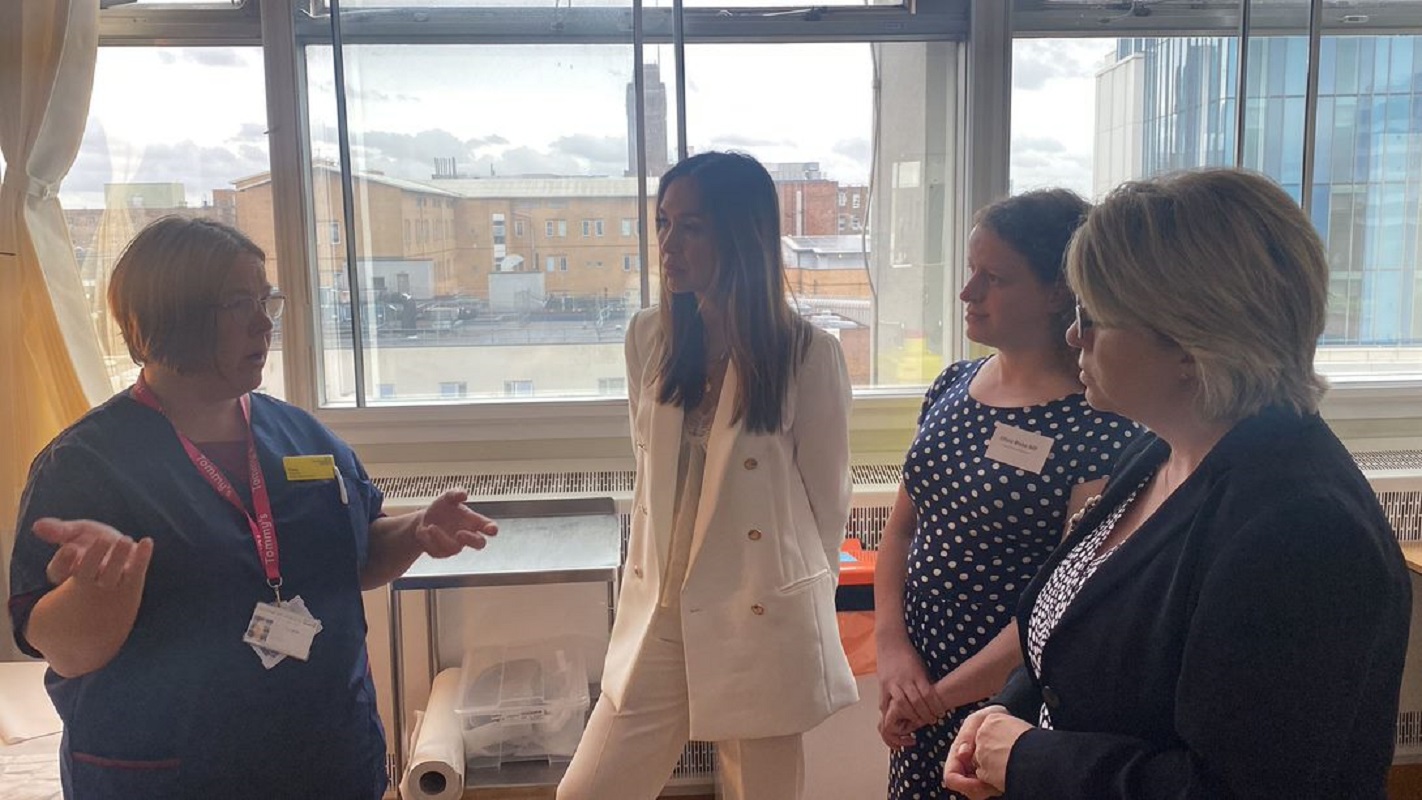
top-left (215, 291), bottom-right (285, 321)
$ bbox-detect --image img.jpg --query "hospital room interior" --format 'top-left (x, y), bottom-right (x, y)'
top-left (3, 0), bottom-right (1422, 798)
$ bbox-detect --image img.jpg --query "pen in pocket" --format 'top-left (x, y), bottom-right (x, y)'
top-left (332, 465), bottom-right (350, 505)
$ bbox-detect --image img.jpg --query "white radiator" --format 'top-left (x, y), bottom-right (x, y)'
top-left (369, 452), bottom-right (1422, 791)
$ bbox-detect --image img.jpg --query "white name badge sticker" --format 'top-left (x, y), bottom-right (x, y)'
top-left (984, 423), bottom-right (1053, 475)
top-left (244, 599), bottom-right (322, 666)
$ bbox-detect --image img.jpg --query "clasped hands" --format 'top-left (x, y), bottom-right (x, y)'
top-left (939, 705), bottom-right (1033, 799)
top-left (878, 694), bottom-right (1021, 799)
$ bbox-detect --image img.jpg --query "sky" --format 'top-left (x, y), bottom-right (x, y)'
top-left (60, 36), bottom-right (1116, 210)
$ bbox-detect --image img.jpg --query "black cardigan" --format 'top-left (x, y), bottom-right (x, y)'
top-left (994, 408), bottom-right (1412, 799)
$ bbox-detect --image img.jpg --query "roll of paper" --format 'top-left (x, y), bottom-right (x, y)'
top-left (400, 667), bottom-right (464, 800)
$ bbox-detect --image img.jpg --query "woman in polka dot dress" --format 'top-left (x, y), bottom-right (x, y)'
top-left (873, 189), bottom-right (1140, 800)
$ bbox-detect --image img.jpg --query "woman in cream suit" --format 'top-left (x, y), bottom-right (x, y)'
top-left (558, 152), bottom-right (857, 800)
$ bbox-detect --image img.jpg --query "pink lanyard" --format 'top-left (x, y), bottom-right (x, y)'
top-left (131, 378), bottom-right (284, 603)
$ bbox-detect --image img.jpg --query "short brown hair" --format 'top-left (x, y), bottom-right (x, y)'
top-left (975, 188), bottom-right (1091, 286)
top-left (107, 216), bottom-right (265, 372)
top-left (1067, 169), bottom-right (1329, 421)
top-left (974, 188), bottom-right (1092, 342)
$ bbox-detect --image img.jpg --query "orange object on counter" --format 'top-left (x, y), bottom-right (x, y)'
top-left (838, 537), bottom-right (878, 586)
top-left (836, 538), bottom-right (879, 675)
top-left (837, 611), bottom-right (877, 676)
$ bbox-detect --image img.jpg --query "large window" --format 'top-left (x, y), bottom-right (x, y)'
top-left (1012, 23), bottom-right (1422, 381)
top-left (71, 0), bottom-right (1422, 437)
top-left (297, 10), bottom-right (962, 405)
top-left (302, 43), bottom-right (644, 406)
top-left (62, 45), bottom-right (281, 398)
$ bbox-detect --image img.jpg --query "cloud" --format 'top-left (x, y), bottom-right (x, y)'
top-left (61, 119), bottom-right (273, 209)
top-left (708, 133), bottom-right (793, 149)
top-left (233, 123), bottom-right (268, 143)
top-left (335, 128), bottom-right (631, 179)
top-left (552, 134), bottom-right (627, 166)
top-left (1014, 40), bottom-right (1115, 90)
top-left (1012, 136), bottom-right (1066, 156)
top-left (1010, 136), bottom-right (1092, 197)
top-left (357, 88), bottom-right (423, 104)
top-left (832, 137), bottom-right (871, 164)
top-left (183, 49), bottom-right (249, 69)
top-left (357, 129), bottom-right (469, 167)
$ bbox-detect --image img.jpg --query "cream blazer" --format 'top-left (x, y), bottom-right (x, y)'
top-left (600, 306), bottom-right (858, 741)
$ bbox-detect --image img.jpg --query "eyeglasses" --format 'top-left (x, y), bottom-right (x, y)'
top-left (1074, 300), bottom-right (1095, 334)
top-left (215, 291), bottom-right (285, 321)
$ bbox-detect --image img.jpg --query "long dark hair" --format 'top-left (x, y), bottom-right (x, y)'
top-left (655, 152), bottom-right (811, 434)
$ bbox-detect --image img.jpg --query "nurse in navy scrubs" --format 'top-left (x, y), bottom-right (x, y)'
top-left (8, 216), bottom-right (499, 799)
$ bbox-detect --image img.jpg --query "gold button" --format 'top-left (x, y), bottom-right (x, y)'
top-left (747, 529), bottom-right (762, 541)
top-left (751, 604), bottom-right (765, 615)
top-left (743, 458), bottom-right (759, 470)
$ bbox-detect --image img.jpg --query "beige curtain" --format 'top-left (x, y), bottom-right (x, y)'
top-left (0, 0), bottom-right (108, 661)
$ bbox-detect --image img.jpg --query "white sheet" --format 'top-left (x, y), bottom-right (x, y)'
top-left (0, 662), bottom-right (62, 800)
top-left (0, 731), bottom-right (62, 800)
top-left (0, 662), bottom-right (62, 744)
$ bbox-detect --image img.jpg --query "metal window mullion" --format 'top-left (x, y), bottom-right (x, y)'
top-left (327, 0), bottom-right (368, 407)
top-left (962, 0), bottom-right (1010, 360)
top-left (98, 3), bottom-right (262, 43)
top-left (291, 7), bottom-right (966, 46)
top-left (260, 0), bottom-right (320, 411)
top-left (673, 0), bottom-right (688, 160)
top-left (634, 0), bottom-right (651, 307)
top-left (1300, 0), bottom-right (1324, 217)
top-left (1234, 0), bottom-right (1251, 166)
top-left (1014, 5), bottom-right (1422, 39)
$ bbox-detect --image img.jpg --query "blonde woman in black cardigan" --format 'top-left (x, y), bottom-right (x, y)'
top-left (943, 169), bottom-right (1411, 800)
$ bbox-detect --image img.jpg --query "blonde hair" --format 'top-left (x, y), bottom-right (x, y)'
top-left (1066, 169), bottom-right (1328, 421)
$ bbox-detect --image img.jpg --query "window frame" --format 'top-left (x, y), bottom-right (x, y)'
top-left (83, 0), bottom-right (1422, 469)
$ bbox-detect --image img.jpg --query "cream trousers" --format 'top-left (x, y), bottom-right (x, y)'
top-left (557, 608), bottom-right (804, 800)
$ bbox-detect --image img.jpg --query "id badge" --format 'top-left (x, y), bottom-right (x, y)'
top-left (244, 597), bottom-right (322, 667)
top-left (984, 422), bottom-right (1053, 474)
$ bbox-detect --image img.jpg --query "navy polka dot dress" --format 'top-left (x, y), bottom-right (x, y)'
top-left (888, 358), bottom-right (1140, 800)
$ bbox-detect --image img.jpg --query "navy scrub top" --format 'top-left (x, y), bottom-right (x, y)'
top-left (10, 391), bottom-right (389, 799)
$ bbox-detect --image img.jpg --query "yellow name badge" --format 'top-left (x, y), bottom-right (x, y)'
top-left (283, 455), bottom-right (337, 481)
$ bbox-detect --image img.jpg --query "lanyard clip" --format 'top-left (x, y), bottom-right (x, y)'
top-left (267, 577), bottom-right (284, 606)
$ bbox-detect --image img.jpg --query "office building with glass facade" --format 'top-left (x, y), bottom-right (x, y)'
top-left (1098, 35), bottom-right (1422, 345)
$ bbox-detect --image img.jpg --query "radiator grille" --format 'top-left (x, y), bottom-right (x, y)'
top-left (849, 505), bottom-right (893, 550)
top-left (852, 463), bottom-right (901, 485)
top-left (1354, 450), bottom-right (1422, 471)
top-left (1399, 711), bottom-right (1422, 757)
top-left (372, 452), bottom-right (1422, 501)
top-left (1379, 491), bottom-right (1422, 542)
top-left (673, 741), bottom-right (717, 778)
top-left (374, 470), bottom-right (635, 498)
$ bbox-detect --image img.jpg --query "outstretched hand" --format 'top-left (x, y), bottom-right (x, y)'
top-left (33, 518), bottom-right (154, 593)
top-left (414, 490), bottom-right (499, 558)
